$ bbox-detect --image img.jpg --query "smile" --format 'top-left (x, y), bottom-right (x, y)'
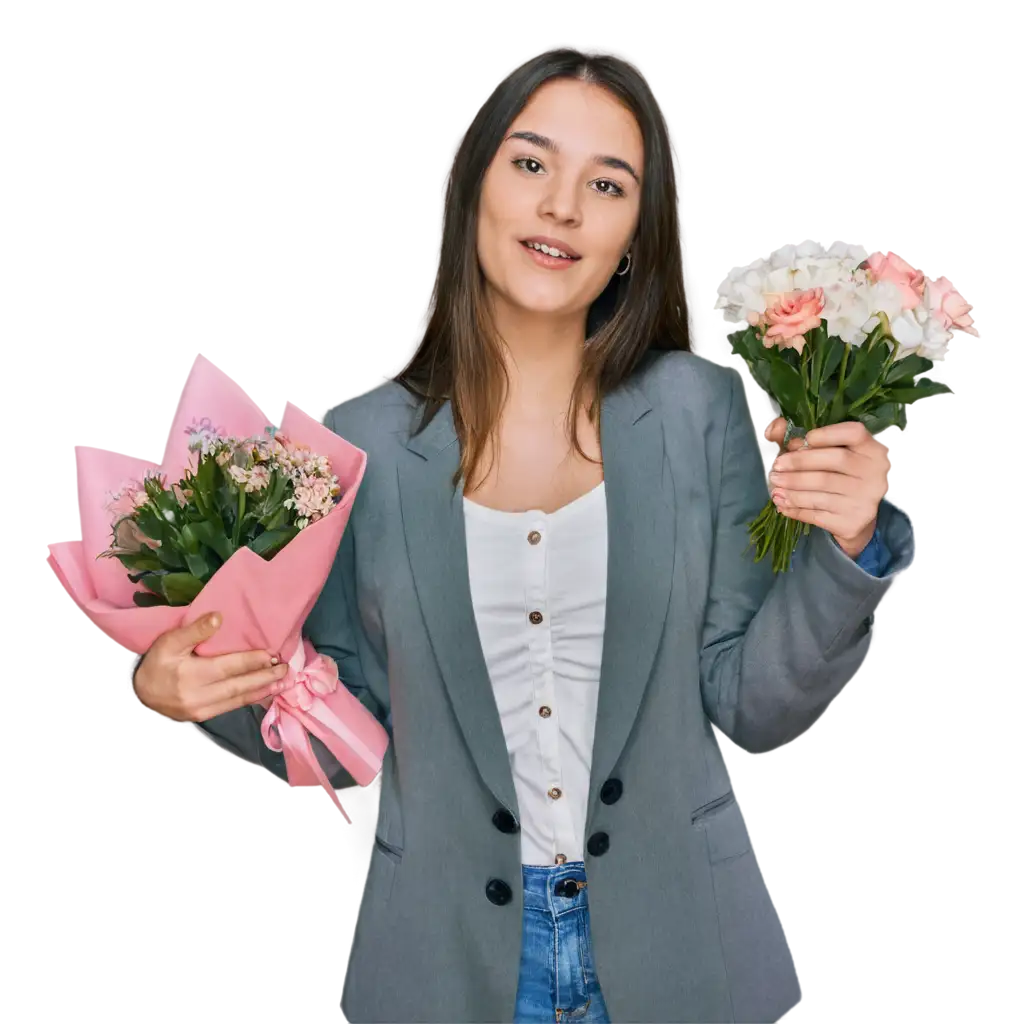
top-left (519, 240), bottom-right (582, 270)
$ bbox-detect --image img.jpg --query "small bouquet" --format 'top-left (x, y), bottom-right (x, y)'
top-left (47, 354), bottom-right (389, 821)
top-left (715, 240), bottom-right (977, 572)
top-left (98, 422), bottom-right (342, 607)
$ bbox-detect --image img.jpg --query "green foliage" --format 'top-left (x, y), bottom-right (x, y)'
top-left (99, 434), bottom-right (341, 608)
top-left (730, 318), bottom-right (954, 572)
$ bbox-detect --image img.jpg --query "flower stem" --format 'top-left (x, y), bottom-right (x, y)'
top-left (233, 488), bottom-right (246, 549)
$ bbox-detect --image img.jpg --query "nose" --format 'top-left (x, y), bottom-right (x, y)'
top-left (537, 173), bottom-right (582, 227)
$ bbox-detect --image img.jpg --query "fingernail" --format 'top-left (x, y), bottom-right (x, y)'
top-left (772, 490), bottom-right (786, 504)
top-left (208, 613), bottom-right (220, 628)
top-left (269, 655), bottom-right (279, 666)
top-left (769, 471), bottom-right (779, 484)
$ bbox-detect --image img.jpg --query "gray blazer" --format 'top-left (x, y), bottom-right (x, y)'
top-left (196, 348), bottom-right (915, 1023)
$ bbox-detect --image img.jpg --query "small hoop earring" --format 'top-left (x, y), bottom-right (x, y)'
top-left (615, 251), bottom-right (631, 277)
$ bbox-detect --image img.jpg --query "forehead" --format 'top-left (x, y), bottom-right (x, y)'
top-left (508, 78), bottom-right (643, 164)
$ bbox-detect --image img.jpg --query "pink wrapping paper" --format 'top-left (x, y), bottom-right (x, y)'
top-left (46, 354), bottom-right (389, 821)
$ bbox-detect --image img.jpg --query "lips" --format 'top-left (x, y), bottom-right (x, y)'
top-left (519, 237), bottom-right (581, 260)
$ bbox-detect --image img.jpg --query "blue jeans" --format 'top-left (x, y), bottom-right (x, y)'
top-left (514, 861), bottom-right (612, 1022)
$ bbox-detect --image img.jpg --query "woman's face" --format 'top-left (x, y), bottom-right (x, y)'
top-left (477, 77), bottom-right (644, 323)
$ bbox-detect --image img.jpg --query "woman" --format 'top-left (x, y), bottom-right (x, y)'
top-left (133, 48), bottom-right (913, 1023)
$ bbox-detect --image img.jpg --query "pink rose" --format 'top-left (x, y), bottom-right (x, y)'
top-left (925, 275), bottom-right (979, 337)
top-left (864, 251), bottom-right (927, 310)
top-left (756, 287), bottom-right (824, 356)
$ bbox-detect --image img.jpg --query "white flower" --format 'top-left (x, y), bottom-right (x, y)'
top-left (865, 278), bottom-right (906, 322)
top-left (823, 239), bottom-right (871, 266)
top-left (715, 240), bottom-right (899, 346)
top-left (889, 299), bottom-right (953, 361)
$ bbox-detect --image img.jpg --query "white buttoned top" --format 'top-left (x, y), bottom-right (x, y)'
top-left (461, 480), bottom-right (608, 867)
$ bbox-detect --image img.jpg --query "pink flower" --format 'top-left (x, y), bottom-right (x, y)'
top-left (300, 478), bottom-right (334, 516)
top-left (864, 251), bottom-right (926, 310)
top-left (756, 287), bottom-right (824, 356)
top-left (245, 464), bottom-right (270, 492)
top-left (105, 481), bottom-right (152, 519)
top-left (925, 276), bottom-right (979, 337)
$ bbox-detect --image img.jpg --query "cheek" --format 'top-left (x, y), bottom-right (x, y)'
top-left (476, 193), bottom-right (519, 268)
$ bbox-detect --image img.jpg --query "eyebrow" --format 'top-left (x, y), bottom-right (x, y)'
top-left (504, 130), bottom-right (641, 186)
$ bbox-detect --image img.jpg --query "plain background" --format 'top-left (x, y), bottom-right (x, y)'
top-left (2, 9), bottom-right (1024, 1024)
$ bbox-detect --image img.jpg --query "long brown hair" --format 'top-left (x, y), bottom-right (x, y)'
top-left (391, 47), bottom-right (693, 493)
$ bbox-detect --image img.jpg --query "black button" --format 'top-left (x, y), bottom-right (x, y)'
top-left (600, 778), bottom-right (623, 804)
top-left (587, 831), bottom-right (610, 856)
top-left (492, 808), bottom-right (519, 833)
top-left (485, 878), bottom-right (513, 905)
top-left (554, 879), bottom-right (581, 897)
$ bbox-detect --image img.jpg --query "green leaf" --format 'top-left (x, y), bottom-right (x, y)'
top-left (184, 550), bottom-right (212, 580)
top-left (268, 469), bottom-right (287, 507)
top-left (160, 572), bottom-right (206, 606)
top-left (749, 360), bottom-right (770, 391)
top-left (140, 571), bottom-right (169, 596)
top-left (153, 539), bottom-right (187, 570)
top-left (196, 452), bottom-right (218, 495)
top-left (819, 335), bottom-right (845, 384)
top-left (884, 353), bottom-right (932, 384)
top-left (880, 385), bottom-right (937, 403)
top-left (728, 327), bottom-right (761, 364)
top-left (115, 549), bottom-right (164, 573)
top-left (187, 519), bottom-right (234, 562)
top-left (258, 504), bottom-right (290, 532)
top-left (768, 359), bottom-right (806, 421)
top-left (133, 591), bottom-right (167, 608)
top-left (842, 342), bottom-right (889, 402)
top-left (856, 407), bottom-right (897, 432)
top-left (249, 526), bottom-right (300, 559)
top-left (180, 522), bottom-right (201, 555)
top-left (134, 505), bottom-right (168, 542)
top-left (149, 486), bottom-right (181, 521)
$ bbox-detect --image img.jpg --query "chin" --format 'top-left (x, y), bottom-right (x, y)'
top-left (507, 277), bottom-right (579, 313)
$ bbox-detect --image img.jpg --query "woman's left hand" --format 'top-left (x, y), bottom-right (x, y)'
top-left (763, 418), bottom-right (890, 559)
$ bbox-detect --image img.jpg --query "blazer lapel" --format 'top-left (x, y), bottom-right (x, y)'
top-left (396, 376), bottom-right (676, 841)
top-left (584, 382), bottom-right (675, 837)
top-left (397, 401), bottom-right (521, 819)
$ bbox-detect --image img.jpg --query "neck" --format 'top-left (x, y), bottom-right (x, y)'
top-left (489, 299), bottom-right (589, 417)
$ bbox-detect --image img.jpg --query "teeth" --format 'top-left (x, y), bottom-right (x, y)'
top-left (525, 241), bottom-right (574, 259)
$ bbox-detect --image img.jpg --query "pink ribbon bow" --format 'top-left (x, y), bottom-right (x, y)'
top-left (259, 637), bottom-right (383, 822)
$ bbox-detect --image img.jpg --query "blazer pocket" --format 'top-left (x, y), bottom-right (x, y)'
top-left (374, 834), bottom-right (404, 865)
top-left (691, 790), bottom-right (752, 864)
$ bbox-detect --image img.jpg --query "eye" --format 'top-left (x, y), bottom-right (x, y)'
top-left (593, 178), bottom-right (622, 197)
top-left (512, 154), bottom-right (544, 173)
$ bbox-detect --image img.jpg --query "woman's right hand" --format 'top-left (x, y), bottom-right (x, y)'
top-left (133, 612), bottom-right (291, 723)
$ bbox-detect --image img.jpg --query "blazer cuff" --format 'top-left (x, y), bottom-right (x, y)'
top-left (809, 497), bottom-right (914, 592)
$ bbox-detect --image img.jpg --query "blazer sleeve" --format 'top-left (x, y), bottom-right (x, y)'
top-left (698, 367), bottom-right (915, 753)
top-left (192, 407), bottom-right (388, 788)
